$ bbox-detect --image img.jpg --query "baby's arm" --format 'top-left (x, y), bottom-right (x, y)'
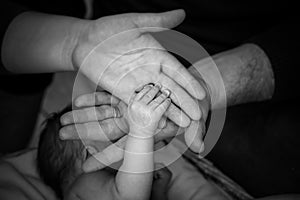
top-left (115, 84), bottom-right (171, 200)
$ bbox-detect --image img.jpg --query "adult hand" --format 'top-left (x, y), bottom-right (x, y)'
top-left (72, 10), bottom-right (207, 127)
top-left (2, 10), bottom-right (205, 128)
top-left (60, 91), bottom-right (182, 172)
top-left (60, 90), bottom-right (213, 171)
top-left (179, 66), bottom-right (211, 154)
top-left (60, 91), bottom-right (179, 143)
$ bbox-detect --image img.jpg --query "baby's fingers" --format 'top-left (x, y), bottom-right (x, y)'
top-left (140, 83), bottom-right (161, 104)
top-left (135, 84), bottom-right (153, 100)
top-left (155, 98), bottom-right (171, 117)
top-left (149, 89), bottom-right (171, 109)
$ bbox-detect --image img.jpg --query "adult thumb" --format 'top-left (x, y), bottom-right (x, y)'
top-left (134, 9), bottom-right (186, 32)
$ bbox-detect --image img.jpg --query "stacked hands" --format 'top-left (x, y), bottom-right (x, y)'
top-left (60, 81), bottom-right (210, 172)
top-left (57, 9), bottom-right (212, 172)
top-left (127, 83), bottom-right (172, 138)
top-left (2, 6), bottom-right (276, 200)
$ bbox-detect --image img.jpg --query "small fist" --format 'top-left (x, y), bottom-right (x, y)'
top-left (128, 83), bottom-right (171, 137)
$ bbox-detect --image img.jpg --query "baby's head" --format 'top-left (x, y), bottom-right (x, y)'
top-left (37, 105), bottom-right (174, 199)
top-left (37, 105), bottom-right (123, 198)
top-left (37, 106), bottom-right (86, 198)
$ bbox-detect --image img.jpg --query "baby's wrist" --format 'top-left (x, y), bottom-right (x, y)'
top-left (129, 128), bottom-right (155, 139)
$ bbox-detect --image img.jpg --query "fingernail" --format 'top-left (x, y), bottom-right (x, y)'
top-left (145, 84), bottom-right (153, 89)
top-left (60, 117), bottom-right (68, 125)
top-left (155, 83), bottom-right (162, 89)
top-left (163, 89), bottom-right (171, 97)
top-left (198, 153), bottom-right (204, 159)
top-left (135, 85), bottom-right (144, 92)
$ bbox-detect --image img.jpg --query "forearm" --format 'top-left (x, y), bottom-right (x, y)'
top-left (116, 134), bottom-right (154, 200)
top-left (190, 43), bottom-right (275, 108)
top-left (1, 12), bottom-right (87, 73)
top-left (218, 43), bottom-right (274, 106)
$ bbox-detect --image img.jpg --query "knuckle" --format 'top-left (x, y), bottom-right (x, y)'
top-left (97, 106), bottom-right (106, 115)
top-left (95, 92), bottom-right (105, 103)
top-left (152, 100), bottom-right (159, 105)
top-left (144, 93), bottom-right (152, 99)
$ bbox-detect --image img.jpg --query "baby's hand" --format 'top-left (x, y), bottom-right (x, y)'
top-left (128, 84), bottom-right (171, 137)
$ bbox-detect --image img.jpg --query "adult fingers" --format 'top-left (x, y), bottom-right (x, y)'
top-left (164, 103), bottom-right (190, 127)
top-left (132, 10), bottom-right (186, 32)
top-left (60, 105), bottom-right (121, 125)
top-left (83, 136), bottom-right (127, 172)
top-left (161, 53), bottom-right (206, 100)
top-left (159, 74), bottom-right (201, 121)
top-left (184, 120), bottom-right (205, 153)
top-left (156, 98), bottom-right (171, 117)
top-left (59, 119), bottom-right (125, 141)
top-left (74, 92), bottom-right (120, 107)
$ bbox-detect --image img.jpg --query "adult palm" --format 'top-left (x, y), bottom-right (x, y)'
top-left (72, 10), bottom-right (206, 127)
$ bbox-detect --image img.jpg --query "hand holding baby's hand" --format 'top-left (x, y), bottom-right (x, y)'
top-left (128, 84), bottom-right (171, 137)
